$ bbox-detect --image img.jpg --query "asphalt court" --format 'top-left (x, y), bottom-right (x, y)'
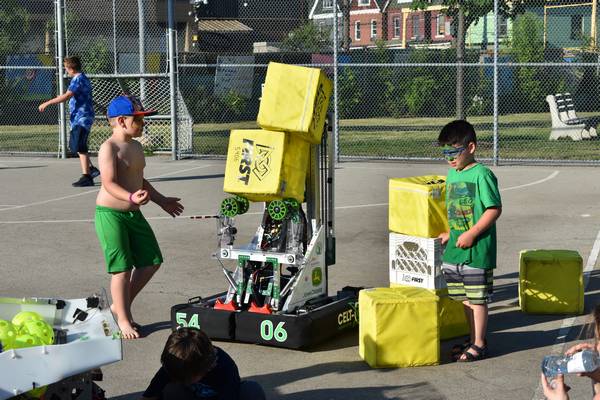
top-left (2, 156), bottom-right (600, 400)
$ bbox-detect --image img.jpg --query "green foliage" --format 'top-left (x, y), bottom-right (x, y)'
top-left (0, 0), bottom-right (29, 56)
top-left (221, 90), bottom-right (249, 117)
top-left (510, 12), bottom-right (544, 63)
top-left (81, 38), bottom-right (111, 74)
top-left (281, 22), bottom-right (332, 52)
top-left (337, 67), bottom-right (362, 118)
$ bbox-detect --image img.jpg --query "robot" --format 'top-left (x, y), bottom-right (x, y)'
top-left (172, 116), bottom-right (360, 349)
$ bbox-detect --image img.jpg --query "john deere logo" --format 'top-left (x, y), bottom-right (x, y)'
top-left (238, 139), bottom-right (273, 185)
top-left (311, 267), bottom-right (322, 286)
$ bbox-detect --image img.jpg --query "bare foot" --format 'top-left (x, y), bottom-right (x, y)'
top-left (118, 318), bottom-right (141, 339)
top-left (110, 304), bottom-right (139, 331)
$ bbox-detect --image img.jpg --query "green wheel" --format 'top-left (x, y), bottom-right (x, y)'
top-left (235, 196), bottom-right (250, 215)
top-left (284, 198), bottom-right (299, 211)
top-left (268, 200), bottom-right (287, 221)
top-left (220, 197), bottom-right (240, 217)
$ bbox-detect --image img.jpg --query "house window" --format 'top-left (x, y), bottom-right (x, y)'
top-left (498, 14), bottom-right (507, 37)
top-left (358, 0), bottom-right (370, 5)
top-left (412, 15), bottom-right (420, 38)
top-left (371, 20), bottom-right (377, 38)
top-left (571, 15), bottom-right (583, 40)
top-left (436, 14), bottom-right (445, 36)
top-left (355, 21), bottom-right (361, 40)
top-left (393, 17), bottom-right (401, 38)
top-left (323, 0), bottom-right (333, 9)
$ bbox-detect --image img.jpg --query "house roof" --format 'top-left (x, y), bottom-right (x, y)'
top-left (198, 19), bottom-right (253, 32)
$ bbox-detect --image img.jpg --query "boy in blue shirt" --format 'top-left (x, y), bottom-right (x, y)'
top-left (437, 120), bottom-right (502, 362)
top-left (39, 56), bottom-right (98, 187)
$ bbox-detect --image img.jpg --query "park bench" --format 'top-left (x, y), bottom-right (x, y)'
top-left (546, 93), bottom-right (600, 140)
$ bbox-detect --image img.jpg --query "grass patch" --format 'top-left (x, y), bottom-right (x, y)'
top-left (4, 113), bottom-right (600, 161)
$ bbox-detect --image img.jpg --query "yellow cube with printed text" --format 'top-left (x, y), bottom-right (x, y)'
top-left (359, 287), bottom-right (440, 368)
top-left (257, 62), bottom-right (333, 144)
top-left (389, 284), bottom-right (469, 341)
top-left (389, 176), bottom-right (449, 238)
top-left (519, 250), bottom-right (584, 315)
top-left (223, 129), bottom-right (309, 203)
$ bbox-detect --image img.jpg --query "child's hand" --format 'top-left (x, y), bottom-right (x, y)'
top-left (130, 189), bottom-right (150, 205)
top-left (456, 231), bottom-right (476, 248)
top-left (437, 232), bottom-right (449, 245)
top-left (541, 373), bottom-right (570, 400)
top-left (38, 103), bottom-right (48, 112)
top-left (160, 197), bottom-right (184, 217)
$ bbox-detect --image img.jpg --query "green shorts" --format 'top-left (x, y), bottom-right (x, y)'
top-left (441, 263), bottom-right (493, 305)
top-left (95, 205), bottom-right (163, 274)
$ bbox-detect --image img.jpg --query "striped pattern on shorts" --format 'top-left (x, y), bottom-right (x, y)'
top-left (441, 263), bottom-right (493, 305)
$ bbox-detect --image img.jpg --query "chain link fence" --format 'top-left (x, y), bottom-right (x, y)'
top-left (3, 0), bottom-right (600, 164)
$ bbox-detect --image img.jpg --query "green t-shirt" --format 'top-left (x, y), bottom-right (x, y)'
top-left (443, 163), bottom-right (501, 269)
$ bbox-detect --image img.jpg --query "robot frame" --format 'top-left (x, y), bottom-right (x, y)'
top-left (171, 116), bottom-right (360, 349)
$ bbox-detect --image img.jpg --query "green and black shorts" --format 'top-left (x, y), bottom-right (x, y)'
top-left (441, 263), bottom-right (493, 305)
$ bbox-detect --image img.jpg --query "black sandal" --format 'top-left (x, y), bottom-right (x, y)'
top-left (457, 343), bottom-right (488, 362)
top-left (450, 340), bottom-right (471, 360)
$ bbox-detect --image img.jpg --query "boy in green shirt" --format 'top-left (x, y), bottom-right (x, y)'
top-left (437, 120), bottom-right (502, 362)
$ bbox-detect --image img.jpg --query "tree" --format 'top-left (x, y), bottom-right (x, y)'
top-left (281, 22), bottom-right (332, 52)
top-left (0, 0), bottom-right (30, 57)
top-left (412, 0), bottom-right (527, 119)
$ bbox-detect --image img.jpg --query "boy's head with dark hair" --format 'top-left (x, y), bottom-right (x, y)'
top-left (438, 119), bottom-right (477, 147)
top-left (63, 56), bottom-right (82, 73)
top-left (161, 328), bottom-right (217, 384)
top-left (438, 120), bottom-right (477, 170)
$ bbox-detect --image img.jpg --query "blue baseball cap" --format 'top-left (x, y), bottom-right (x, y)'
top-left (107, 95), bottom-right (157, 118)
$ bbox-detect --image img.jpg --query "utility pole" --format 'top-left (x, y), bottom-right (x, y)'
top-left (340, 0), bottom-right (351, 51)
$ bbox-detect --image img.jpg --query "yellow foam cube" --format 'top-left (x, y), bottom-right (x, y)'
top-left (519, 250), bottom-right (584, 314)
top-left (390, 284), bottom-right (469, 341)
top-left (389, 176), bottom-right (449, 238)
top-left (359, 287), bottom-right (440, 368)
top-left (223, 129), bottom-right (309, 202)
top-left (257, 62), bottom-right (333, 144)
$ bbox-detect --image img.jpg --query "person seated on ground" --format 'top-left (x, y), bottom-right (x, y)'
top-left (141, 327), bottom-right (266, 400)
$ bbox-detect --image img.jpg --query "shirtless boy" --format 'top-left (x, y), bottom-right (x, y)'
top-left (95, 95), bottom-right (183, 339)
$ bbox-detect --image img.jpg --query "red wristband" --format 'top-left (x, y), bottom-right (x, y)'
top-left (128, 192), bottom-right (135, 204)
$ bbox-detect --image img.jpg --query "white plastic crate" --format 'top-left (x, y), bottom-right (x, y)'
top-left (389, 232), bottom-right (446, 290)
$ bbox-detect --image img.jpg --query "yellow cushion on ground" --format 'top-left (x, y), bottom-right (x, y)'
top-left (389, 284), bottom-right (469, 341)
top-left (519, 249), bottom-right (584, 314)
top-left (359, 287), bottom-right (440, 368)
top-left (389, 176), bottom-right (449, 238)
top-left (223, 129), bottom-right (309, 202)
top-left (257, 62), bottom-right (333, 144)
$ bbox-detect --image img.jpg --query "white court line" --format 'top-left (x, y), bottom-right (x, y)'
top-left (0, 170), bottom-right (560, 223)
top-left (0, 164), bottom-right (216, 213)
top-left (531, 228), bottom-right (600, 400)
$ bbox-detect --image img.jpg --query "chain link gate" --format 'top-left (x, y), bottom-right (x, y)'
top-left (3, 0), bottom-right (600, 164)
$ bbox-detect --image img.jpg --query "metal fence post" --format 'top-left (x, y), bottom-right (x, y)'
top-left (493, 0), bottom-right (499, 166)
top-left (168, 0), bottom-right (179, 160)
top-left (55, 0), bottom-right (67, 159)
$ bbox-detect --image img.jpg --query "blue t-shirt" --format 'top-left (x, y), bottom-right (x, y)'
top-left (143, 347), bottom-right (241, 400)
top-left (67, 73), bottom-right (94, 130)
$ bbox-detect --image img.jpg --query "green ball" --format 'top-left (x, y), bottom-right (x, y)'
top-left (11, 311), bottom-right (43, 329)
top-left (0, 319), bottom-right (17, 349)
top-left (8, 334), bottom-right (43, 349)
top-left (21, 320), bottom-right (54, 346)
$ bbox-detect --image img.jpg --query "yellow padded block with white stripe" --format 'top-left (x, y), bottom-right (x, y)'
top-left (389, 176), bottom-right (449, 238)
top-left (359, 287), bottom-right (440, 368)
top-left (257, 62), bottom-right (333, 144)
top-left (519, 249), bottom-right (584, 314)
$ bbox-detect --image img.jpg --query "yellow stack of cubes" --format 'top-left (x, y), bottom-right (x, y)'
top-left (223, 62), bottom-right (333, 202)
top-left (519, 249), bottom-right (584, 314)
top-left (358, 176), bottom-right (470, 368)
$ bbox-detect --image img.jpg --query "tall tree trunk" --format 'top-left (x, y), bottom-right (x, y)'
top-left (456, 5), bottom-right (465, 120)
